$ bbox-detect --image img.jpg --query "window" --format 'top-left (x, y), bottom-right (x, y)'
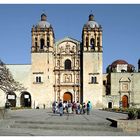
top-left (90, 38), bottom-right (95, 50)
top-left (47, 36), bottom-right (50, 47)
top-left (103, 80), bottom-right (106, 85)
top-left (65, 59), bottom-right (71, 70)
top-left (40, 39), bottom-right (44, 49)
top-left (38, 77), bottom-right (41, 83)
top-left (35, 42), bottom-right (37, 47)
top-left (35, 37), bottom-right (37, 47)
top-left (91, 76), bottom-right (97, 84)
top-left (36, 76), bottom-right (42, 83)
top-left (97, 37), bottom-right (100, 46)
top-left (86, 37), bottom-right (88, 47)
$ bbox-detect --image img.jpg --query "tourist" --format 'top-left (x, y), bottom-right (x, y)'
top-left (80, 103), bottom-right (83, 114)
top-left (68, 100), bottom-right (72, 114)
top-left (58, 99), bottom-right (63, 116)
top-left (63, 101), bottom-right (66, 113)
top-left (76, 101), bottom-right (80, 114)
top-left (72, 101), bottom-right (76, 114)
top-left (87, 101), bottom-right (92, 115)
top-left (82, 102), bottom-right (86, 114)
top-left (52, 101), bottom-right (57, 113)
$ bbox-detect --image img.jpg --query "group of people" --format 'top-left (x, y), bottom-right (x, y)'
top-left (52, 100), bottom-right (92, 116)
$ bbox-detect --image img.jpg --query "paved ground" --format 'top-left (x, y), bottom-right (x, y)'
top-left (0, 108), bottom-right (140, 136)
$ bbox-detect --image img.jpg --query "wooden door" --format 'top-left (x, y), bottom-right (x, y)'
top-left (122, 95), bottom-right (128, 108)
top-left (63, 92), bottom-right (72, 103)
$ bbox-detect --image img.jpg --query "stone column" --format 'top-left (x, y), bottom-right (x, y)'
top-left (16, 96), bottom-right (20, 107)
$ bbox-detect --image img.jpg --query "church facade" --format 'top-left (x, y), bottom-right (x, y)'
top-left (0, 13), bottom-right (140, 109)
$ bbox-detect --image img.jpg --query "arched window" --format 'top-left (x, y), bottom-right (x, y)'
top-left (90, 38), bottom-right (95, 49)
top-left (86, 37), bottom-right (88, 47)
top-left (65, 59), bottom-right (71, 70)
top-left (40, 39), bottom-right (44, 49)
top-left (47, 36), bottom-right (50, 47)
top-left (35, 37), bottom-right (38, 47)
top-left (97, 37), bottom-right (100, 46)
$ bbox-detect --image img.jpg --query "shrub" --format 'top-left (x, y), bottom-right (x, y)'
top-left (137, 109), bottom-right (140, 119)
top-left (127, 108), bottom-right (138, 120)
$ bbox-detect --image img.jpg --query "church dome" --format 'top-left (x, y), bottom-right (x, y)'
top-left (106, 59), bottom-right (135, 73)
top-left (111, 59), bottom-right (128, 67)
top-left (84, 14), bottom-right (99, 28)
top-left (37, 13), bottom-right (51, 28)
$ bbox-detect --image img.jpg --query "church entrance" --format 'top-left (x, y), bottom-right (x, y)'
top-left (122, 95), bottom-right (128, 108)
top-left (20, 92), bottom-right (31, 107)
top-left (7, 92), bottom-right (16, 107)
top-left (63, 92), bottom-right (72, 103)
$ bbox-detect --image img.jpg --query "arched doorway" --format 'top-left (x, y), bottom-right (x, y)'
top-left (63, 92), bottom-right (72, 103)
top-left (122, 95), bottom-right (128, 108)
top-left (7, 92), bottom-right (16, 107)
top-left (20, 92), bottom-right (31, 107)
top-left (108, 102), bottom-right (112, 108)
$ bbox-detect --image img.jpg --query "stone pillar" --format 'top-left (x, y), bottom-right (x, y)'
top-left (16, 96), bottom-right (20, 107)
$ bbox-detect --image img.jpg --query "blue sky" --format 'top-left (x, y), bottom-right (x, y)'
top-left (0, 4), bottom-right (140, 72)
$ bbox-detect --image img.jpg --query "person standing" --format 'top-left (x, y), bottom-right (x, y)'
top-left (82, 102), bottom-right (86, 114)
top-left (72, 101), bottom-right (76, 114)
top-left (58, 99), bottom-right (63, 116)
top-left (52, 101), bottom-right (56, 113)
top-left (87, 101), bottom-right (92, 115)
top-left (68, 100), bottom-right (72, 114)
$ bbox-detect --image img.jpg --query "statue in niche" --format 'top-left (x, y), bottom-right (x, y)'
top-left (65, 45), bottom-right (70, 53)
top-left (61, 47), bottom-right (64, 53)
top-left (64, 74), bottom-right (72, 83)
top-left (57, 77), bottom-right (60, 84)
top-left (57, 60), bottom-right (60, 67)
top-left (76, 60), bottom-right (79, 67)
top-left (76, 78), bottom-right (79, 83)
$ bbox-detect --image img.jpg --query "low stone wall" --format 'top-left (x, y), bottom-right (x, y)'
top-left (107, 117), bottom-right (140, 132)
top-left (118, 119), bottom-right (140, 132)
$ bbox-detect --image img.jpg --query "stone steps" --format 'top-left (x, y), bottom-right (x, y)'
top-left (9, 120), bottom-right (122, 132)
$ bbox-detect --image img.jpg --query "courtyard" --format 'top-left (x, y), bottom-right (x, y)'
top-left (0, 108), bottom-right (140, 136)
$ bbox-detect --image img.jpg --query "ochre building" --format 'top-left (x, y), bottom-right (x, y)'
top-left (0, 13), bottom-right (140, 109)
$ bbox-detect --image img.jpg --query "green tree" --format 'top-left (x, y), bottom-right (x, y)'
top-left (0, 59), bottom-right (26, 93)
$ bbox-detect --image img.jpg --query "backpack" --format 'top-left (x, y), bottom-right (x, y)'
top-left (87, 103), bottom-right (89, 108)
top-left (59, 102), bottom-right (62, 107)
top-left (78, 104), bottom-right (80, 109)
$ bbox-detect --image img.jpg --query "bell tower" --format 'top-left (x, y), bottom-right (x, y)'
top-left (31, 13), bottom-right (55, 108)
top-left (82, 14), bottom-right (103, 108)
top-left (31, 13), bottom-right (54, 52)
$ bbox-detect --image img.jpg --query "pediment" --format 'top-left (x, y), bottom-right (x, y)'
top-left (119, 77), bottom-right (131, 82)
top-left (55, 37), bottom-right (80, 46)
